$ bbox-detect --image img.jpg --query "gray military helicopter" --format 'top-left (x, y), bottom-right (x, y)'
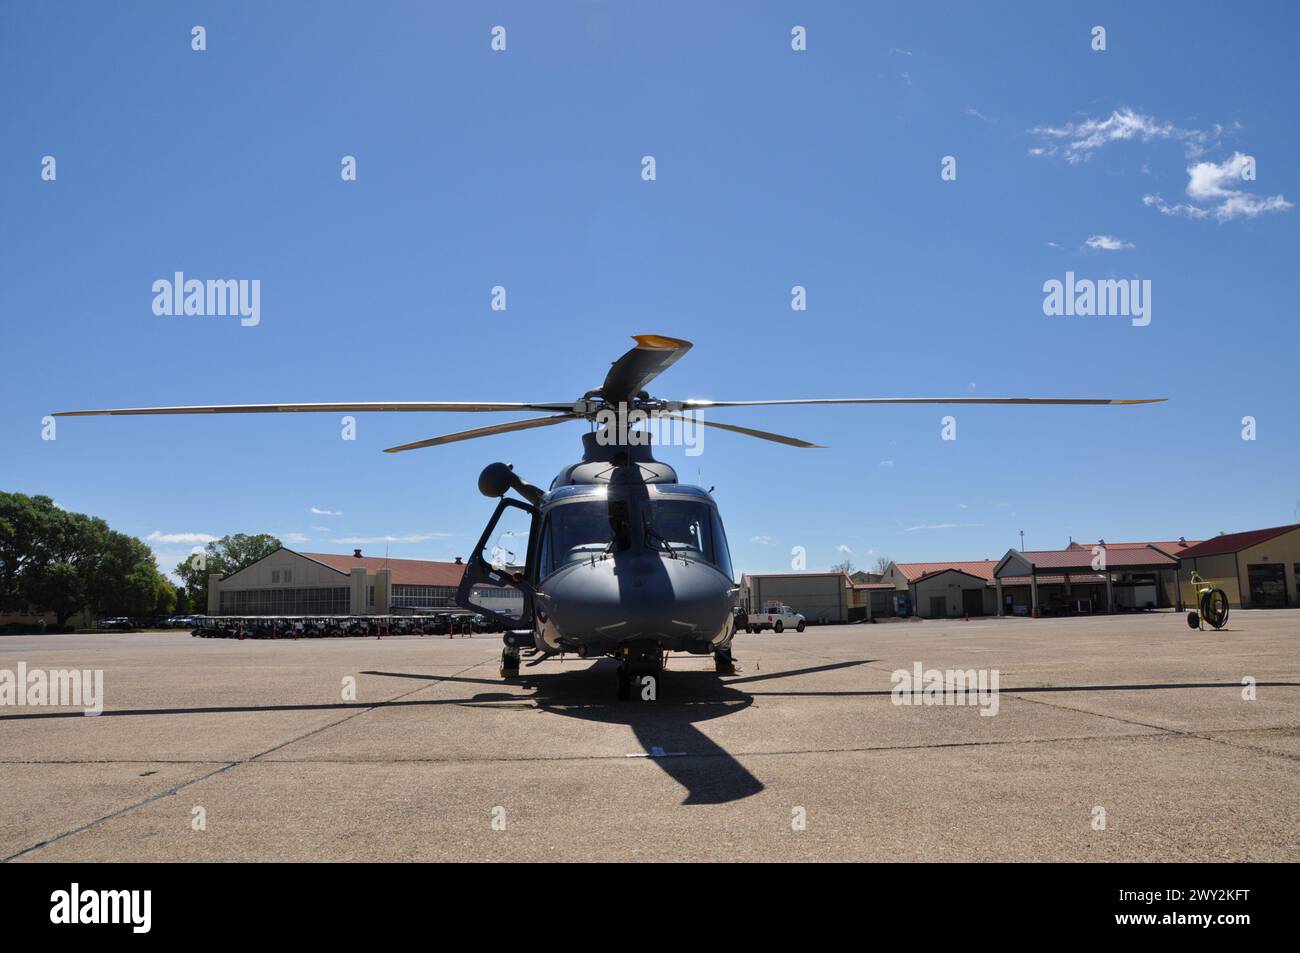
top-left (56, 334), bottom-right (1163, 700)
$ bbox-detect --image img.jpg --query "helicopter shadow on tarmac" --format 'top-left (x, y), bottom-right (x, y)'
top-left (363, 658), bottom-right (871, 806)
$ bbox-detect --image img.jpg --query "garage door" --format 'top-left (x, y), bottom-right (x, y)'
top-left (961, 588), bottom-right (985, 617)
top-left (928, 596), bottom-right (947, 618)
top-left (1247, 563), bottom-right (1286, 608)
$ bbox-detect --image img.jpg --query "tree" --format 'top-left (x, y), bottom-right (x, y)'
top-left (154, 578), bottom-right (177, 618)
top-left (872, 556), bottom-right (892, 576)
top-left (0, 492), bottom-right (172, 626)
top-left (0, 492), bottom-right (66, 612)
top-left (175, 533), bottom-right (281, 615)
top-left (830, 559), bottom-right (854, 574)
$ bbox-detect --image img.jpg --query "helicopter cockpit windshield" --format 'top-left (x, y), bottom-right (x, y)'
top-left (537, 493), bottom-right (733, 580)
top-left (539, 499), bottom-right (631, 576)
top-left (642, 499), bottom-right (732, 578)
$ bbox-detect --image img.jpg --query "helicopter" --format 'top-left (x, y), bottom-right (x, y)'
top-left (55, 333), bottom-right (1164, 700)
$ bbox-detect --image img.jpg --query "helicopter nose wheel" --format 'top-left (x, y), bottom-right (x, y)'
top-left (617, 646), bottom-right (663, 701)
top-left (714, 647), bottom-right (737, 676)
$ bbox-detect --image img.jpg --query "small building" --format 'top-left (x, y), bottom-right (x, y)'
top-left (850, 582), bottom-right (901, 621)
top-left (883, 560), bottom-right (998, 618)
top-left (1067, 538), bottom-right (1200, 607)
top-left (1175, 523), bottom-right (1300, 608)
top-left (994, 546), bottom-right (1181, 617)
top-left (740, 572), bottom-right (855, 624)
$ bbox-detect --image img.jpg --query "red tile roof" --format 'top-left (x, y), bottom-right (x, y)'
top-left (1176, 524), bottom-right (1300, 559)
top-left (1013, 547), bottom-right (1179, 570)
top-left (893, 560), bottom-right (998, 583)
top-left (1067, 539), bottom-right (1202, 556)
top-left (299, 552), bottom-right (466, 587)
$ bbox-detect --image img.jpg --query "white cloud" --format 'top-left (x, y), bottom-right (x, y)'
top-left (890, 47), bottom-right (912, 56)
top-left (906, 522), bottom-right (985, 532)
top-left (878, 459), bottom-right (895, 468)
top-left (146, 531), bottom-right (217, 545)
top-left (310, 506), bottom-right (343, 516)
top-left (1085, 234), bottom-right (1135, 251)
top-left (837, 544), bottom-right (853, 555)
top-left (277, 532), bottom-right (311, 545)
top-left (965, 107), bottom-right (992, 122)
top-left (1144, 152), bottom-right (1291, 222)
top-left (750, 535), bottom-right (772, 545)
top-left (1029, 108), bottom-right (1218, 164)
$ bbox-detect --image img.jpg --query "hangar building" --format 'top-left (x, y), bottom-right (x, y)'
top-left (207, 547), bottom-right (522, 616)
top-left (1175, 523), bottom-right (1300, 608)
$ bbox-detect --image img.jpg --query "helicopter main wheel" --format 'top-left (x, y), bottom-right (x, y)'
top-left (500, 647), bottom-right (520, 679)
top-left (714, 647), bottom-right (737, 675)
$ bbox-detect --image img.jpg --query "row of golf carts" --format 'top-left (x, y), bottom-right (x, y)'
top-left (191, 612), bottom-right (502, 639)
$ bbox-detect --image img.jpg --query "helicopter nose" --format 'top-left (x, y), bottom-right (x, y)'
top-left (543, 554), bottom-right (733, 646)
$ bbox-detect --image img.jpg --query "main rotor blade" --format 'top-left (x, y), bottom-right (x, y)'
top-left (658, 412), bottom-right (823, 449)
top-left (600, 334), bottom-right (692, 404)
top-left (53, 401), bottom-right (574, 417)
top-left (383, 413), bottom-right (579, 453)
top-left (680, 396), bottom-right (1166, 409)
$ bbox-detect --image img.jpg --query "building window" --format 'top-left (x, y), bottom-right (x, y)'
top-left (390, 585), bottom-right (457, 609)
top-left (367, 585), bottom-right (375, 608)
top-left (218, 587), bottom-right (350, 616)
top-left (284, 570), bottom-right (292, 584)
top-left (271, 570), bottom-right (280, 583)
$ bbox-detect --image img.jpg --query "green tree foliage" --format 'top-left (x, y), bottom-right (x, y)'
top-left (0, 492), bottom-right (171, 626)
top-left (174, 534), bottom-right (281, 614)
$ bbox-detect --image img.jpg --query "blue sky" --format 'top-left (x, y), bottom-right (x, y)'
top-left (2, 1), bottom-right (1297, 580)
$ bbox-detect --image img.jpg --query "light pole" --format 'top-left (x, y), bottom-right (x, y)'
top-left (1019, 530), bottom-right (1025, 551)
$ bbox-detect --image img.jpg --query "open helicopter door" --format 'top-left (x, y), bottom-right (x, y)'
top-left (455, 496), bottom-right (537, 630)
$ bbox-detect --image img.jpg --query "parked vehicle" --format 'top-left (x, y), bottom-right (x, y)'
top-left (747, 605), bottom-right (806, 633)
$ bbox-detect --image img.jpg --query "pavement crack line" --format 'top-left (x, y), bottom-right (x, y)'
top-left (1, 656), bottom-right (494, 863)
top-left (1000, 689), bottom-right (1300, 764)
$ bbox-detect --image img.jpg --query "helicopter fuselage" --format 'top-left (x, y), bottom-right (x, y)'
top-left (456, 432), bottom-right (739, 675)
top-left (531, 482), bottom-right (736, 657)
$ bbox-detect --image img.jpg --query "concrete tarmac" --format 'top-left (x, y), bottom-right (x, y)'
top-left (2, 610), bottom-right (1297, 861)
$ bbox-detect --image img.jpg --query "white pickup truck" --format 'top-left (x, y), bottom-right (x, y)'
top-left (747, 605), bottom-right (806, 633)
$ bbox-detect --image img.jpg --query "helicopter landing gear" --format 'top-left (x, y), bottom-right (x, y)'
top-left (500, 647), bottom-right (521, 678)
top-left (714, 646), bottom-right (737, 675)
top-left (616, 645), bottom-right (663, 701)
